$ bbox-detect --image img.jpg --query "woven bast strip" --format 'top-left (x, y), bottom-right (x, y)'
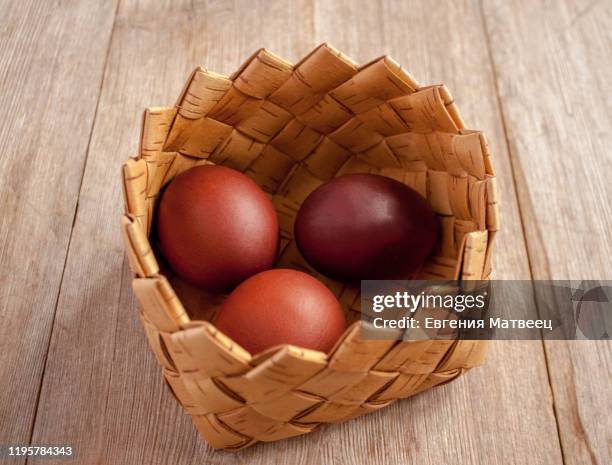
top-left (121, 44), bottom-right (499, 449)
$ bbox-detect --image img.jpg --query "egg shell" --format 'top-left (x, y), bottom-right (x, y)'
top-left (294, 173), bottom-right (439, 280)
top-left (214, 269), bottom-right (347, 355)
top-left (156, 165), bottom-right (279, 292)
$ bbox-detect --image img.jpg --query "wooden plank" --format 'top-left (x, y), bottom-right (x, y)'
top-left (26, 0), bottom-right (313, 464)
top-left (482, 1), bottom-right (612, 464)
top-left (0, 0), bottom-right (117, 457)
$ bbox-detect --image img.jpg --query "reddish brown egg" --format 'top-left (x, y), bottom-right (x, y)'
top-left (214, 269), bottom-right (347, 354)
top-left (295, 173), bottom-right (439, 280)
top-left (156, 165), bottom-right (278, 292)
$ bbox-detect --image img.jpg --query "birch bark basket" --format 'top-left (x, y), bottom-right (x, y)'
top-left (121, 43), bottom-right (499, 449)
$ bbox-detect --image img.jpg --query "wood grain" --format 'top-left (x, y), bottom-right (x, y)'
top-left (0, 0), bottom-right (117, 459)
top-left (482, 0), bottom-right (612, 463)
top-left (28, 1), bottom-right (567, 465)
top-left (1, 0), bottom-right (606, 463)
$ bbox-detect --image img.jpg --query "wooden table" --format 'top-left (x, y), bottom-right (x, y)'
top-left (1, 0), bottom-right (610, 463)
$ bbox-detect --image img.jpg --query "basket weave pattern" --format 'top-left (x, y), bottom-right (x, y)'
top-left (121, 44), bottom-right (499, 449)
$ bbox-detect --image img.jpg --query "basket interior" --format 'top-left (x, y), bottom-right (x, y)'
top-left (125, 43), bottom-right (497, 328)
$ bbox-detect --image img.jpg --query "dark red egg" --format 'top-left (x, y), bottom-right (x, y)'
top-left (156, 165), bottom-right (278, 292)
top-left (294, 173), bottom-right (439, 280)
top-left (214, 269), bottom-right (347, 355)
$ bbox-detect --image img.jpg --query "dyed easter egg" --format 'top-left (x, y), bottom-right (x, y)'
top-left (156, 165), bottom-right (278, 292)
top-left (294, 173), bottom-right (439, 280)
top-left (214, 269), bottom-right (347, 354)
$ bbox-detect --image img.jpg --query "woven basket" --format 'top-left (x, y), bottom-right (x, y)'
top-left (121, 44), bottom-right (499, 450)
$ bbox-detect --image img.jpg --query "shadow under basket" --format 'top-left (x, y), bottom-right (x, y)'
top-left (121, 43), bottom-right (500, 450)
